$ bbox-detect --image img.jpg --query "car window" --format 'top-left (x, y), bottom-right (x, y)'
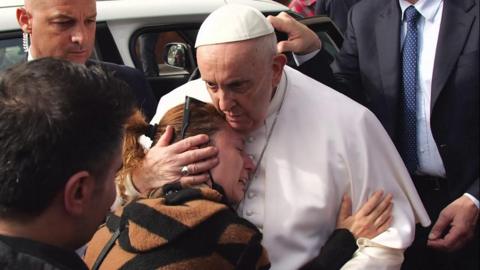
top-left (316, 31), bottom-right (338, 63)
top-left (127, 13), bottom-right (342, 102)
top-left (298, 15), bottom-right (343, 64)
top-left (0, 34), bottom-right (25, 71)
top-left (130, 27), bottom-right (200, 101)
top-left (133, 30), bottom-right (196, 78)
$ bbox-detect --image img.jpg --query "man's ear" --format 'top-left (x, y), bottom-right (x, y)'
top-left (272, 53), bottom-right (287, 87)
top-left (63, 171), bottom-right (96, 216)
top-left (16, 8), bottom-right (31, 33)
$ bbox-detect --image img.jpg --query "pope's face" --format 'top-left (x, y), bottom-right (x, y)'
top-left (197, 39), bottom-right (284, 134)
top-left (19, 0), bottom-right (97, 64)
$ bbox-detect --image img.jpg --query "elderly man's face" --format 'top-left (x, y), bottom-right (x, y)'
top-left (17, 0), bottom-right (96, 64)
top-left (197, 39), bottom-right (285, 134)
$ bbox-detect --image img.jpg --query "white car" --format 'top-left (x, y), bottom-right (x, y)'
top-left (0, 0), bottom-right (342, 101)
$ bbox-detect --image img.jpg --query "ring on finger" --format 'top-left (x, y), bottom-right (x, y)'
top-left (180, 165), bottom-right (190, 176)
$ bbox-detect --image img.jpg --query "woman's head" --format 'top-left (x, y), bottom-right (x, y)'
top-left (122, 99), bottom-right (254, 205)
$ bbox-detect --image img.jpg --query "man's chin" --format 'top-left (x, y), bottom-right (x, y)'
top-left (65, 53), bottom-right (90, 64)
top-left (227, 121), bottom-right (252, 133)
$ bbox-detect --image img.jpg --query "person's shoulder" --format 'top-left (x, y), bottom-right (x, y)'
top-left (154, 78), bottom-right (210, 122)
top-left (0, 235), bottom-right (86, 270)
top-left (158, 78), bottom-right (204, 107)
top-left (87, 60), bottom-right (144, 80)
top-left (284, 66), bottom-right (375, 121)
top-left (352, 0), bottom-right (390, 10)
top-left (0, 237), bottom-right (13, 265)
top-left (349, 0), bottom-right (392, 18)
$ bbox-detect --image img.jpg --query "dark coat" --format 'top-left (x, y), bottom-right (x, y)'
top-left (23, 56), bottom-right (156, 121)
top-left (0, 235), bottom-right (88, 270)
top-left (315, 0), bottom-right (361, 34)
top-left (87, 60), bottom-right (156, 121)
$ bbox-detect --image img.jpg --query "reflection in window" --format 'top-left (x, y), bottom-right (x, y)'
top-left (135, 31), bottom-right (192, 77)
top-left (138, 33), bottom-right (159, 76)
top-left (0, 37), bottom-right (25, 71)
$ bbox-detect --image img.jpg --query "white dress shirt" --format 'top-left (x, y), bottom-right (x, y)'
top-left (400, 0), bottom-right (444, 177)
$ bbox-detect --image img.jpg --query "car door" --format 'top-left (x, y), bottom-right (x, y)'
top-left (126, 13), bottom-right (343, 103)
top-left (0, 30), bottom-right (25, 72)
top-left (129, 24), bottom-right (201, 102)
top-left (293, 15), bottom-right (343, 67)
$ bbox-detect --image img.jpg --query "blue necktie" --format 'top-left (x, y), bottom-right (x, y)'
top-left (400, 6), bottom-right (420, 173)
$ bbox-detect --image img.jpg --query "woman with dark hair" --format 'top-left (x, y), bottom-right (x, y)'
top-left (84, 98), bottom-right (392, 270)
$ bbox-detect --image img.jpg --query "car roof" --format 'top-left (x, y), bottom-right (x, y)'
top-left (96, 0), bottom-right (285, 22)
top-left (0, 0), bottom-right (287, 31)
top-left (0, 0), bottom-right (23, 8)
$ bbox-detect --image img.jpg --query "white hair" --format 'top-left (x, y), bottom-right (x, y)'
top-left (253, 33), bottom-right (278, 61)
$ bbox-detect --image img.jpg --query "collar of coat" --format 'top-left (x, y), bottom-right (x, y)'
top-left (106, 185), bottom-right (228, 252)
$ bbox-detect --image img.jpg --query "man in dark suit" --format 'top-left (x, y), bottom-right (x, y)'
top-left (16, 0), bottom-right (156, 121)
top-left (269, 0), bottom-right (478, 269)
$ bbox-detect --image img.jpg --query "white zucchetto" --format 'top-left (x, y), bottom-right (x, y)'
top-left (195, 4), bottom-right (274, 48)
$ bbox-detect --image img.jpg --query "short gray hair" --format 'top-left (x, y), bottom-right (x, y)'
top-left (254, 33), bottom-right (278, 61)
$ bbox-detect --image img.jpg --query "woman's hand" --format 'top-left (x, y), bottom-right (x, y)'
top-left (336, 190), bottom-right (393, 239)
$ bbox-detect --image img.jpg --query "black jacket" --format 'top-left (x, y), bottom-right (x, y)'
top-left (23, 56), bottom-right (157, 122)
top-left (315, 0), bottom-right (361, 34)
top-left (0, 235), bottom-right (88, 270)
top-left (87, 60), bottom-right (156, 121)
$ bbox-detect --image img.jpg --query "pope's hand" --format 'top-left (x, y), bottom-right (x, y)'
top-left (132, 125), bottom-right (219, 194)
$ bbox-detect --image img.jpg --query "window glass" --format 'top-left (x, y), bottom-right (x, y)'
top-left (0, 36), bottom-right (25, 71)
top-left (317, 31), bottom-right (339, 63)
top-left (134, 31), bottom-right (195, 77)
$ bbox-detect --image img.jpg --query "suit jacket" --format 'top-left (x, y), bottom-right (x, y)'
top-left (88, 61), bottom-right (156, 121)
top-left (305, 0), bottom-right (479, 202)
top-left (315, 0), bottom-right (361, 34)
top-left (0, 235), bottom-right (88, 270)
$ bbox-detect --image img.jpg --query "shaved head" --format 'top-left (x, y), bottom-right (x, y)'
top-left (25, 0), bottom-right (54, 10)
top-left (17, 0), bottom-right (97, 63)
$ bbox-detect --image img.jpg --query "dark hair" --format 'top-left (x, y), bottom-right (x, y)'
top-left (0, 58), bottom-right (135, 218)
top-left (117, 100), bottom-right (225, 198)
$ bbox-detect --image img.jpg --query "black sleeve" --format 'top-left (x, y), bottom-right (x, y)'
top-left (300, 229), bottom-right (357, 270)
top-left (466, 178), bottom-right (479, 200)
top-left (294, 49), bottom-right (338, 90)
top-left (96, 61), bottom-right (157, 122)
top-left (315, 0), bottom-right (332, 15)
top-left (113, 66), bottom-right (157, 122)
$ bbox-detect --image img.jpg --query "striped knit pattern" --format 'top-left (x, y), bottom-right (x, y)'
top-left (84, 187), bottom-right (270, 270)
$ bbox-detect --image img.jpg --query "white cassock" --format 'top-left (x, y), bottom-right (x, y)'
top-left (152, 66), bottom-right (431, 270)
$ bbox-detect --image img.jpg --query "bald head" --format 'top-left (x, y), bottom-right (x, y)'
top-left (17, 0), bottom-right (97, 64)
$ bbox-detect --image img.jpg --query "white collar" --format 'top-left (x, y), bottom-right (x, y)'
top-left (266, 70), bottom-right (287, 118)
top-left (399, 0), bottom-right (443, 22)
top-left (27, 47), bottom-right (34, 61)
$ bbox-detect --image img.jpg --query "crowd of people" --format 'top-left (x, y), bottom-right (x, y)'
top-left (0, 0), bottom-right (477, 270)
